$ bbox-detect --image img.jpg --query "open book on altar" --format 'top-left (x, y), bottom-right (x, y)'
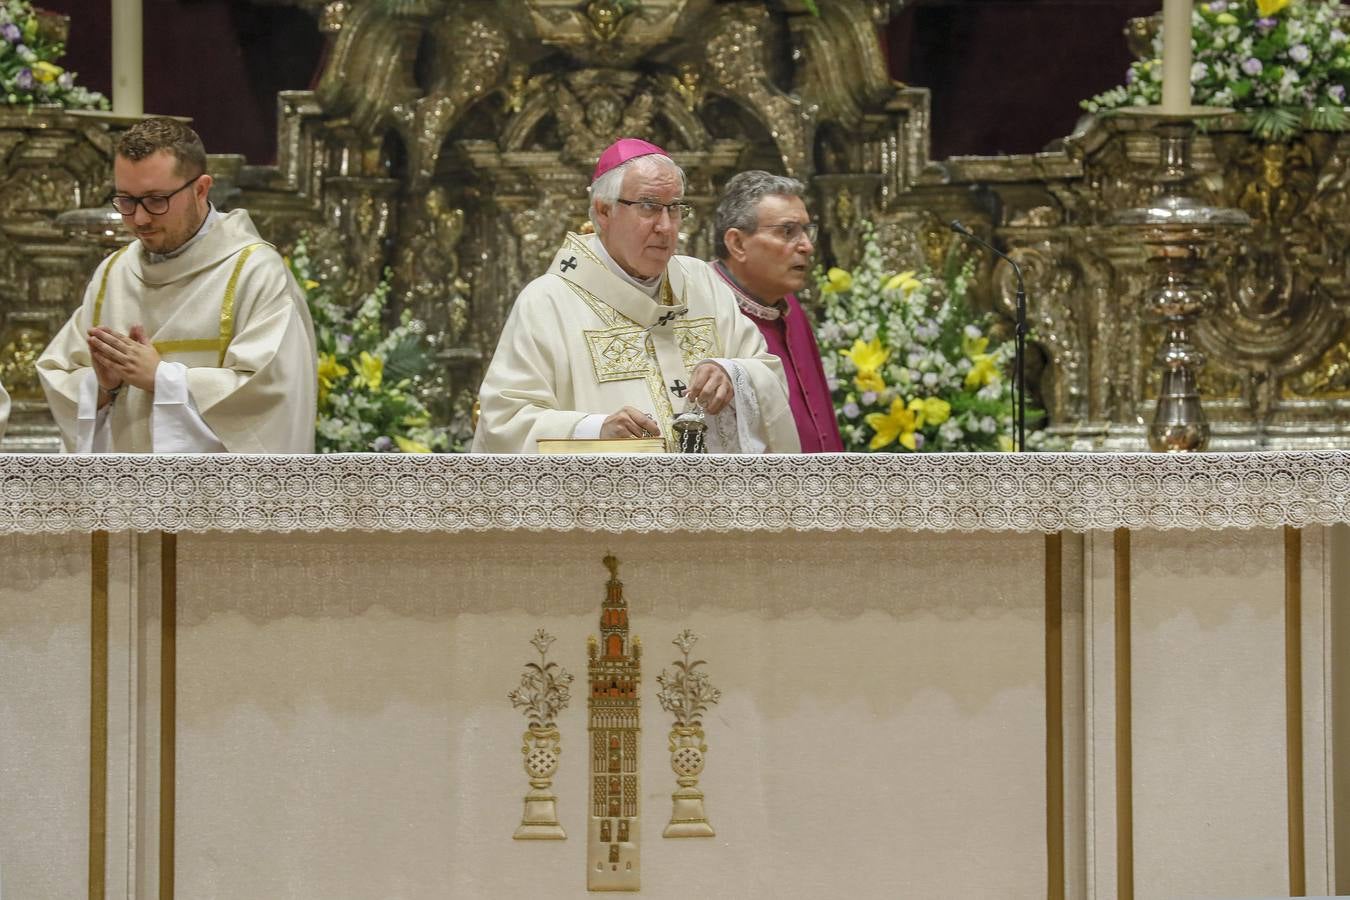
top-left (536, 437), bottom-right (666, 454)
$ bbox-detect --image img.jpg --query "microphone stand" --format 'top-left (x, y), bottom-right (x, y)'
top-left (950, 220), bottom-right (1026, 453)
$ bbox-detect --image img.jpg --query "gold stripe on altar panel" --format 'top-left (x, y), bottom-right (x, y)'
top-left (1285, 526), bottom-right (1307, 896)
top-left (1045, 532), bottom-right (1065, 900)
top-left (160, 532), bottom-right (178, 900)
top-left (89, 531), bottom-right (109, 900)
top-left (1114, 528), bottom-right (1134, 900)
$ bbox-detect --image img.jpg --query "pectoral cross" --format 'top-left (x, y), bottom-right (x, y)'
top-left (670, 379), bottom-right (687, 397)
top-left (560, 256), bottom-right (578, 272)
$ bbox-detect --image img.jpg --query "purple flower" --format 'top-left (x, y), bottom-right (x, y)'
top-left (842, 402), bottom-right (860, 419)
top-left (912, 433), bottom-right (925, 450)
top-left (1, 23), bottom-right (19, 44)
top-left (1126, 68), bottom-right (1137, 85)
top-left (1290, 44), bottom-right (1310, 63)
top-left (1242, 57), bottom-right (1264, 76)
top-left (1209, 0), bottom-right (1228, 11)
top-left (1330, 84), bottom-right (1346, 104)
top-left (1257, 16), bottom-right (1278, 30)
top-left (15, 67), bottom-right (32, 90)
top-left (57, 72), bottom-right (72, 90)
top-left (1332, 28), bottom-right (1347, 43)
top-left (372, 436), bottom-right (393, 452)
top-left (860, 390), bottom-right (878, 405)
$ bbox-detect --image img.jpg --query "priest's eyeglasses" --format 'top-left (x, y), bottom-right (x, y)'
top-left (111, 174), bottom-right (202, 216)
top-left (616, 198), bottom-right (693, 220)
top-left (757, 222), bottom-right (818, 244)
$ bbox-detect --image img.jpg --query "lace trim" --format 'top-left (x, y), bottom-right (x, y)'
top-left (1, 452), bottom-right (1347, 535)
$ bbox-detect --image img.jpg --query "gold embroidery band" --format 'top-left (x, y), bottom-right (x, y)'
top-left (1114, 528), bottom-right (1134, 900)
top-left (1045, 532), bottom-right (1065, 900)
top-left (1284, 526), bottom-right (1306, 896)
top-left (584, 324), bottom-right (652, 383)
top-left (160, 532), bottom-right (178, 900)
top-left (218, 244), bottom-right (261, 366)
top-left (91, 244), bottom-right (133, 328)
top-left (153, 339), bottom-right (222, 356)
top-left (89, 531), bottom-right (110, 900)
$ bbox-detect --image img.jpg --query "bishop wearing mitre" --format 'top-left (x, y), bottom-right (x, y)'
top-left (472, 138), bottom-right (799, 453)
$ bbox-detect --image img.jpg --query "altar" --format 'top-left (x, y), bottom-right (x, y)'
top-left (1, 451), bottom-right (1347, 899)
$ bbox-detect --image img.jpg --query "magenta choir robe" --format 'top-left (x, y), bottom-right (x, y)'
top-left (712, 262), bottom-right (844, 452)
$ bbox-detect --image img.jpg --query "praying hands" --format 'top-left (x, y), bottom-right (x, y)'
top-left (87, 325), bottom-right (161, 399)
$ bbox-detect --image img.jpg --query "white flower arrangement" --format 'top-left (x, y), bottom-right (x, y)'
top-left (1084, 0), bottom-right (1350, 139)
top-left (815, 222), bottom-right (1018, 452)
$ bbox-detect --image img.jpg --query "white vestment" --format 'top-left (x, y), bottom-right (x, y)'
top-left (0, 379), bottom-right (8, 442)
top-left (473, 232), bottom-right (799, 453)
top-left (38, 209), bottom-right (318, 453)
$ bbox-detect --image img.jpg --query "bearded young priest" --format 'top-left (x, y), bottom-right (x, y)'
top-left (37, 118), bottom-right (317, 453)
top-left (472, 138), bottom-right (799, 453)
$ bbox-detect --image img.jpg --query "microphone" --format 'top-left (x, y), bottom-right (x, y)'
top-left (949, 219), bottom-right (1027, 453)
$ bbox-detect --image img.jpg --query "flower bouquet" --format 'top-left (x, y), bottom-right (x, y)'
top-left (0, 2), bottom-right (106, 109)
top-left (1084, 0), bottom-right (1350, 140)
top-left (815, 222), bottom-right (1016, 452)
top-left (290, 237), bottom-right (452, 453)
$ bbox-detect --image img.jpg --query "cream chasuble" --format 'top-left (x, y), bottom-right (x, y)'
top-left (473, 232), bottom-right (798, 453)
top-left (37, 209), bottom-right (318, 453)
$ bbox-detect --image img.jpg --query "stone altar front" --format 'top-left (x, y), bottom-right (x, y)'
top-left (1, 451), bottom-right (1348, 898)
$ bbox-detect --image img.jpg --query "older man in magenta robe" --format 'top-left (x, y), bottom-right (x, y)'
top-left (710, 172), bottom-right (844, 452)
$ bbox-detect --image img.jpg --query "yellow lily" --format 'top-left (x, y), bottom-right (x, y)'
top-left (841, 337), bottom-right (891, 374)
top-left (961, 333), bottom-right (989, 358)
top-left (909, 396), bottom-right (951, 428)
top-left (865, 397), bottom-right (920, 451)
top-left (317, 352), bottom-right (348, 384)
top-left (1256, 0), bottom-right (1288, 15)
top-left (998, 435), bottom-right (1015, 452)
top-left (32, 62), bottom-right (61, 84)
top-left (883, 270), bottom-right (922, 294)
top-left (854, 369), bottom-right (886, 393)
top-left (353, 351), bottom-right (383, 392)
top-left (395, 436), bottom-right (431, 454)
top-left (965, 354), bottom-right (1000, 390)
top-left (303, 278), bottom-right (320, 291)
top-left (821, 267), bottom-right (853, 294)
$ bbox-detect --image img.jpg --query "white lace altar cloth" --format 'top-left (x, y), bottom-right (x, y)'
top-left (1, 451), bottom-right (1347, 535)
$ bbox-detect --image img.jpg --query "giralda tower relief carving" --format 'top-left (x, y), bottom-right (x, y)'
top-left (587, 555), bottom-right (641, 891)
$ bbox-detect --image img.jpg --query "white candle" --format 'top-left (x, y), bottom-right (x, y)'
top-left (111, 0), bottom-right (142, 116)
top-left (1161, 0), bottom-right (1193, 114)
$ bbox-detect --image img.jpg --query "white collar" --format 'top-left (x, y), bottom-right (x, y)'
top-left (590, 233), bottom-right (663, 299)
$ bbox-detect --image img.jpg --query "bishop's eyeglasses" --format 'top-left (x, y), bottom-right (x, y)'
top-left (616, 198), bottom-right (694, 220)
top-left (111, 174), bottom-right (203, 216)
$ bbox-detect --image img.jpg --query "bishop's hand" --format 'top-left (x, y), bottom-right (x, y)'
top-left (601, 406), bottom-right (661, 440)
top-left (687, 362), bottom-right (733, 415)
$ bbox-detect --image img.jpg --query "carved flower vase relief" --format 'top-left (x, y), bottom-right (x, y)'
top-left (508, 629), bottom-right (574, 839)
top-left (656, 629), bottom-right (721, 838)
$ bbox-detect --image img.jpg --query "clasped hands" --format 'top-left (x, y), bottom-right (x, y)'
top-left (599, 361), bottom-right (732, 439)
top-left (87, 325), bottom-right (161, 404)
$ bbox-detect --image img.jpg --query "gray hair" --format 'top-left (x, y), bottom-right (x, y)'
top-left (588, 153), bottom-right (686, 231)
top-left (713, 171), bottom-right (806, 259)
